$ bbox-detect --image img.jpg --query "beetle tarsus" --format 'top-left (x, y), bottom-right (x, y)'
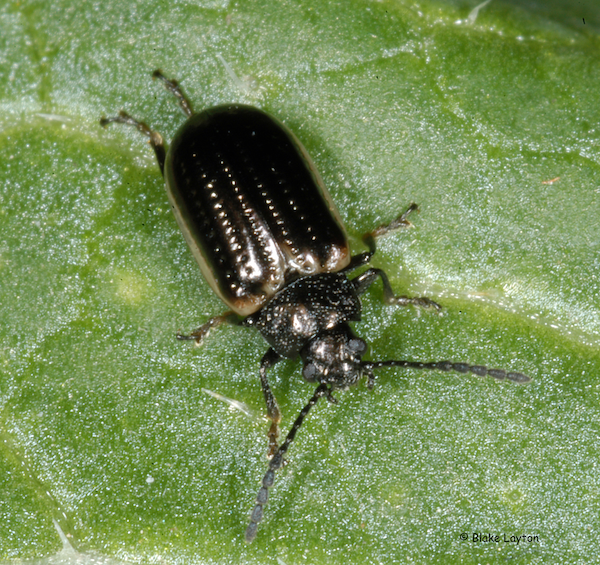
top-left (99, 111), bottom-right (166, 175)
top-left (152, 69), bottom-right (195, 118)
top-left (362, 202), bottom-right (419, 254)
top-left (343, 204), bottom-right (421, 272)
top-left (177, 311), bottom-right (238, 345)
top-left (373, 202), bottom-right (419, 236)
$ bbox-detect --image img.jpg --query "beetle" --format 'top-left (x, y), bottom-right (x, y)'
top-left (100, 70), bottom-right (530, 543)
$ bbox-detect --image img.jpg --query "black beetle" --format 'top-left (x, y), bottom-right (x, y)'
top-left (100, 70), bottom-right (530, 543)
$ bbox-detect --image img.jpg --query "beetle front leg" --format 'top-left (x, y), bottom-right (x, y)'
top-left (352, 268), bottom-right (441, 311)
top-left (259, 349), bottom-right (283, 458)
top-left (177, 311), bottom-right (239, 346)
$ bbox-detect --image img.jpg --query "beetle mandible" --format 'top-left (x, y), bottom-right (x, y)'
top-left (100, 70), bottom-right (530, 543)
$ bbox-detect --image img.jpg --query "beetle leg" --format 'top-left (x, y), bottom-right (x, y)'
top-left (152, 69), bottom-right (194, 118)
top-left (259, 349), bottom-right (283, 458)
top-left (176, 311), bottom-right (239, 346)
top-left (343, 203), bottom-right (420, 272)
top-left (341, 250), bottom-right (373, 272)
top-left (100, 111), bottom-right (166, 176)
top-left (348, 203), bottom-right (440, 309)
top-left (362, 202), bottom-right (420, 254)
top-left (352, 267), bottom-right (442, 311)
top-left (363, 201), bottom-right (419, 258)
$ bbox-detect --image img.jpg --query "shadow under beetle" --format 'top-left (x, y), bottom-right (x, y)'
top-left (101, 71), bottom-right (530, 543)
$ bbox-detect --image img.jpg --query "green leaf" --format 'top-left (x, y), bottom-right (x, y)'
top-left (1, 0), bottom-right (600, 563)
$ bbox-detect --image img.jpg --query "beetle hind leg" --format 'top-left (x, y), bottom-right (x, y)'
top-left (99, 111), bottom-right (166, 176)
top-left (152, 70), bottom-right (194, 118)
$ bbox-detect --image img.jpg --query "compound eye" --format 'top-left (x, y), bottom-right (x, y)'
top-left (348, 338), bottom-right (367, 355)
top-left (302, 362), bottom-right (318, 382)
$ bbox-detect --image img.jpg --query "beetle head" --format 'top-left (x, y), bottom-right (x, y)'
top-left (300, 323), bottom-right (368, 389)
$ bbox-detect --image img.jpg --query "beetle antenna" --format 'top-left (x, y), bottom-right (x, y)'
top-left (362, 360), bottom-right (530, 383)
top-left (245, 384), bottom-right (331, 543)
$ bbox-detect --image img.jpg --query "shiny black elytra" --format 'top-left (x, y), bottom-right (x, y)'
top-left (101, 71), bottom-right (530, 544)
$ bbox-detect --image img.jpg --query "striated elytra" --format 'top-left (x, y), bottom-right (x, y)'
top-left (165, 104), bottom-right (351, 316)
top-left (101, 70), bottom-right (530, 544)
